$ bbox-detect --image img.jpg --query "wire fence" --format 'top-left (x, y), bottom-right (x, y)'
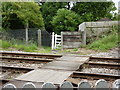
top-left (0, 28), bottom-right (52, 47)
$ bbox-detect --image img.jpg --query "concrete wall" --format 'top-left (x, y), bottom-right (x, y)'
top-left (79, 21), bottom-right (118, 44)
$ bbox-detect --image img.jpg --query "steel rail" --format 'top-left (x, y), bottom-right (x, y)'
top-left (1, 52), bottom-right (62, 59)
top-left (90, 57), bottom-right (120, 62)
top-left (73, 71), bottom-right (120, 80)
top-left (0, 65), bottom-right (34, 71)
top-left (81, 62), bottom-right (120, 69)
top-left (1, 56), bottom-right (52, 62)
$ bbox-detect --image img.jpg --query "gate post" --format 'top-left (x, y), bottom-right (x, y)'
top-left (25, 22), bottom-right (28, 45)
top-left (79, 22), bottom-right (86, 45)
top-left (82, 30), bottom-right (86, 45)
top-left (55, 34), bottom-right (57, 49)
top-left (61, 32), bottom-right (63, 50)
top-left (38, 29), bottom-right (41, 47)
top-left (52, 32), bottom-right (55, 50)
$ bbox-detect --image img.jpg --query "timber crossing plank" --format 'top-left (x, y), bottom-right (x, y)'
top-left (42, 56), bottom-right (89, 71)
top-left (15, 56), bottom-right (89, 85)
top-left (42, 61), bottom-right (83, 71)
top-left (15, 69), bottom-right (73, 85)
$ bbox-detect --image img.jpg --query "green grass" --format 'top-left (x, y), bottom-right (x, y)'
top-left (0, 39), bottom-right (51, 53)
top-left (37, 46), bottom-right (51, 53)
top-left (72, 48), bottom-right (78, 51)
top-left (13, 43), bottom-right (38, 52)
top-left (0, 40), bottom-right (11, 49)
top-left (87, 33), bottom-right (118, 51)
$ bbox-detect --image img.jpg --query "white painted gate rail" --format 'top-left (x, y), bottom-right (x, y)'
top-left (2, 79), bottom-right (120, 89)
top-left (52, 32), bottom-right (61, 50)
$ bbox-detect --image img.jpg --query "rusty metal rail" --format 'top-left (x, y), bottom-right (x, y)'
top-left (1, 52), bottom-right (62, 59)
top-left (72, 71), bottom-right (120, 81)
top-left (81, 62), bottom-right (120, 69)
top-left (1, 56), bottom-right (52, 62)
top-left (0, 65), bottom-right (34, 71)
top-left (90, 57), bottom-right (120, 62)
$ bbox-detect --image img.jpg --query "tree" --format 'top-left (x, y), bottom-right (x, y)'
top-left (2, 2), bottom-right (44, 29)
top-left (51, 8), bottom-right (82, 34)
top-left (40, 2), bottom-right (67, 32)
top-left (71, 2), bottom-right (116, 22)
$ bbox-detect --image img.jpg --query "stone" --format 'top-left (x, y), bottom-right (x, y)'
top-left (78, 80), bottom-right (91, 88)
top-left (112, 79), bottom-right (120, 90)
top-left (95, 79), bottom-right (109, 90)
top-left (3, 83), bottom-right (16, 90)
top-left (42, 82), bottom-right (56, 90)
top-left (22, 82), bottom-right (36, 90)
top-left (60, 81), bottom-right (73, 90)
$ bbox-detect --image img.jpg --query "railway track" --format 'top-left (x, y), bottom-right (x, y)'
top-left (78, 57), bottom-right (120, 74)
top-left (72, 71), bottom-right (120, 81)
top-left (80, 62), bottom-right (119, 69)
top-left (0, 51), bottom-right (120, 87)
top-left (0, 65), bottom-right (34, 71)
top-left (74, 57), bottom-right (120, 81)
top-left (1, 56), bottom-right (53, 62)
top-left (90, 57), bottom-right (120, 62)
top-left (0, 56), bottom-right (51, 70)
top-left (0, 52), bottom-right (63, 84)
top-left (0, 65), bottom-right (33, 82)
top-left (1, 52), bottom-right (62, 68)
top-left (1, 52), bottom-right (62, 59)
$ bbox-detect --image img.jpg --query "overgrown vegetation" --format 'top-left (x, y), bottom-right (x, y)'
top-left (87, 26), bottom-right (118, 51)
top-left (0, 40), bottom-right (51, 53)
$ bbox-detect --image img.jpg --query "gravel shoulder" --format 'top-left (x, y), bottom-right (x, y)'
top-left (88, 48), bottom-right (119, 58)
top-left (57, 48), bottom-right (119, 58)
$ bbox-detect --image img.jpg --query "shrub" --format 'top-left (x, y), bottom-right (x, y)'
top-left (87, 33), bottom-right (118, 51)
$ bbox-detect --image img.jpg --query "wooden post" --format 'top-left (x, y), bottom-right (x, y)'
top-left (38, 30), bottom-right (41, 48)
top-left (61, 32), bottom-right (63, 50)
top-left (25, 22), bottom-right (28, 45)
top-left (52, 32), bottom-right (55, 50)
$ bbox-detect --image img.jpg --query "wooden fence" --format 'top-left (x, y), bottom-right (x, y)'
top-left (2, 79), bottom-right (120, 89)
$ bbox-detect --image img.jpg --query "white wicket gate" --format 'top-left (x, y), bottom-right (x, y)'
top-left (51, 32), bottom-right (62, 50)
